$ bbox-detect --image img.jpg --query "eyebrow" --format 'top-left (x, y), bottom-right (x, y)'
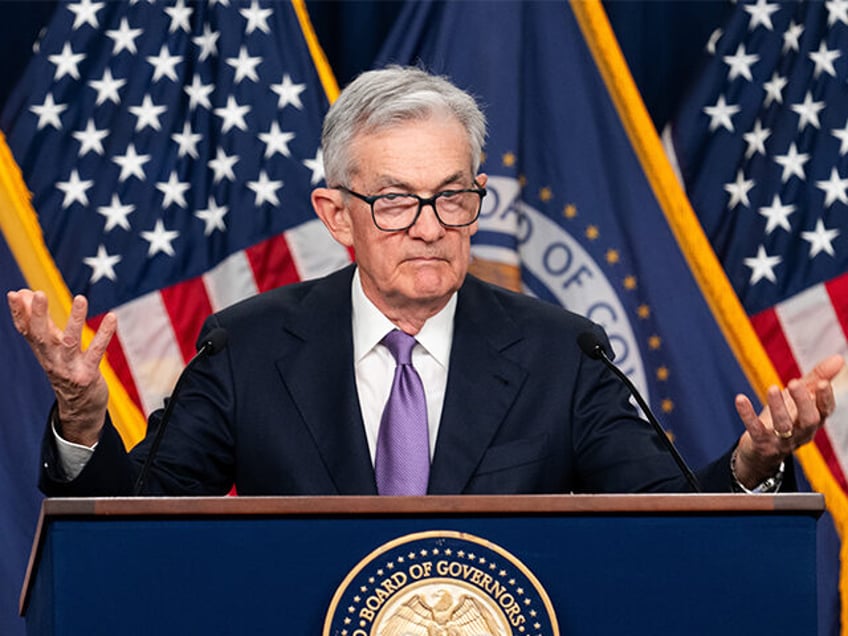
top-left (371, 170), bottom-right (470, 193)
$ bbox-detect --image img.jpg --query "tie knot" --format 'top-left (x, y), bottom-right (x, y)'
top-left (382, 329), bottom-right (416, 365)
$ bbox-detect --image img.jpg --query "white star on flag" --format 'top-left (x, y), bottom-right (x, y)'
top-left (703, 95), bottom-right (740, 132)
top-left (68, 0), bottom-right (104, 30)
top-left (48, 42), bottom-right (85, 81)
top-left (106, 17), bottom-right (142, 55)
top-left (113, 143), bottom-right (151, 182)
top-left (97, 194), bottom-right (135, 232)
top-left (195, 197), bottom-right (229, 236)
top-left (214, 96), bottom-right (250, 133)
top-left (801, 219), bottom-right (840, 258)
top-left (83, 244), bottom-right (121, 284)
top-left (259, 122), bottom-right (295, 158)
top-left (56, 169), bottom-right (94, 208)
top-left (72, 119), bottom-right (109, 157)
top-left (247, 170), bottom-right (283, 206)
top-left (30, 94), bottom-right (67, 130)
top-left (155, 171), bottom-right (191, 209)
top-left (271, 74), bottom-right (306, 110)
top-left (141, 219), bottom-right (180, 257)
top-left (724, 169), bottom-right (755, 209)
top-left (743, 245), bottom-right (782, 284)
top-left (815, 167), bottom-right (848, 208)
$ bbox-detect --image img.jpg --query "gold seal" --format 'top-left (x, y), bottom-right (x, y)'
top-left (323, 530), bottom-right (559, 636)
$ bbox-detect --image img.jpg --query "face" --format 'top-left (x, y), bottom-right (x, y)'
top-left (313, 116), bottom-right (486, 321)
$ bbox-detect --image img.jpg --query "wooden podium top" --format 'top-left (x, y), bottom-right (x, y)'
top-left (36, 492), bottom-right (825, 517)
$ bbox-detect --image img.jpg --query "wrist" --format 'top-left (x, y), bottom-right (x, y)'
top-left (55, 404), bottom-right (105, 447)
top-left (731, 447), bottom-right (785, 493)
top-left (733, 434), bottom-right (785, 487)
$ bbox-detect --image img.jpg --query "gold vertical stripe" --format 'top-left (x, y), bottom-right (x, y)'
top-left (291, 0), bottom-right (340, 104)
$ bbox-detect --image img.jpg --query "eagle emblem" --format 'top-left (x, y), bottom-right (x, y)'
top-left (378, 590), bottom-right (508, 636)
top-left (322, 531), bottom-right (558, 636)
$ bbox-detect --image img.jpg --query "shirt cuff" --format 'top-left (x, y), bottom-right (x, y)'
top-left (52, 418), bottom-right (98, 481)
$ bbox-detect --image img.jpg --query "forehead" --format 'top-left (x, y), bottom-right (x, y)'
top-left (348, 116), bottom-right (474, 188)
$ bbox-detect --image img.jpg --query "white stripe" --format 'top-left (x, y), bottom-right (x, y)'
top-left (775, 284), bottom-right (848, 369)
top-left (776, 283), bottom-right (848, 480)
top-left (202, 250), bottom-right (259, 312)
top-left (824, 364), bottom-right (848, 482)
top-left (286, 218), bottom-right (351, 280)
top-left (113, 291), bottom-right (184, 417)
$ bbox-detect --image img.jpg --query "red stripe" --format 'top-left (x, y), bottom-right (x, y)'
top-left (813, 427), bottom-right (848, 493)
top-left (88, 314), bottom-right (144, 412)
top-left (825, 271), bottom-right (848, 337)
top-left (245, 233), bottom-right (300, 292)
top-left (160, 277), bottom-right (214, 362)
top-left (749, 307), bottom-right (801, 383)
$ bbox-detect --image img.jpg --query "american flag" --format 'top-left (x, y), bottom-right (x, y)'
top-left (0, 0), bottom-right (351, 436)
top-left (668, 0), bottom-right (848, 632)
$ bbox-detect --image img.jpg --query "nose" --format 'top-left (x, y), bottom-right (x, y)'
top-left (407, 201), bottom-right (445, 241)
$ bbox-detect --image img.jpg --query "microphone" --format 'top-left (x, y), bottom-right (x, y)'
top-left (132, 327), bottom-right (229, 495)
top-left (577, 331), bottom-right (702, 492)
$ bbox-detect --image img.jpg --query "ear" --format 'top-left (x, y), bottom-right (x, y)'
top-left (312, 187), bottom-right (354, 247)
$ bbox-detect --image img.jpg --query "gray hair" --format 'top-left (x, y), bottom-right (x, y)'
top-left (321, 66), bottom-right (487, 186)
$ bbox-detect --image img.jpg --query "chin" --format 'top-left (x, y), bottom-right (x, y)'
top-left (396, 261), bottom-right (464, 300)
top-left (408, 277), bottom-right (459, 302)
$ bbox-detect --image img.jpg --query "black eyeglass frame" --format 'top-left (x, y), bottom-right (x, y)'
top-left (333, 184), bottom-right (487, 232)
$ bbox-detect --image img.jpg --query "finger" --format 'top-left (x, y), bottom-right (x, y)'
top-left (767, 384), bottom-right (796, 441)
top-left (806, 354), bottom-right (845, 384)
top-left (83, 311), bottom-right (117, 368)
top-left (60, 295), bottom-right (88, 360)
top-left (735, 394), bottom-right (768, 439)
top-left (786, 378), bottom-right (819, 436)
top-left (7, 289), bottom-right (34, 335)
top-left (29, 291), bottom-right (54, 349)
top-left (815, 378), bottom-right (835, 419)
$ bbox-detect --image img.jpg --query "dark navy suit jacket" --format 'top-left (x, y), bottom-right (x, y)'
top-left (42, 265), bottom-right (740, 496)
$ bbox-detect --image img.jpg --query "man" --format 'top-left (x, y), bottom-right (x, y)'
top-left (7, 66), bottom-right (842, 496)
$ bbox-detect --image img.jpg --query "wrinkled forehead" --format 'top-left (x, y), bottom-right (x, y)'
top-left (346, 113), bottom-right (475, 181)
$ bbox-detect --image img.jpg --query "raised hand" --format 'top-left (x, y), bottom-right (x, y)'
top-left (7, 290), bottom-right (116, 445)
top-left (733, 354), bottom-right (843, 488)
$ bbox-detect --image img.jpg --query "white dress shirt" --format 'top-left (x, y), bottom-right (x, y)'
top-left (351, 268), bottom-right (455, 463)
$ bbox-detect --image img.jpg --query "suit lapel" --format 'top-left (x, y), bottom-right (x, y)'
top-left (273, 266), bottom-right (378, 494)
top-left (428, 277), bottom-right (527, 494)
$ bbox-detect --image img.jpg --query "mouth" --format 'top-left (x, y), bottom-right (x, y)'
top-left (406, 250), bottom-right (447, 259)
top-left (404, 255), bottom-right (446, 264)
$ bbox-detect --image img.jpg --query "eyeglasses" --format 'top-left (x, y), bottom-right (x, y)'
top-left (334, 184), bottom-right (487, 232)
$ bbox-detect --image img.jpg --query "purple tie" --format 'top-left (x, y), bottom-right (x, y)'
top-left (375, 329), bottom-right (430, 495)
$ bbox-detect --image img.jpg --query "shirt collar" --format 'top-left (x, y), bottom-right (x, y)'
top-left (351, 267), bottom-right (456, 367)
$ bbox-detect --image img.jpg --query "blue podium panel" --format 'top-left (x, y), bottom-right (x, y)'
top-left (22, 495), bottom-right (822, 636)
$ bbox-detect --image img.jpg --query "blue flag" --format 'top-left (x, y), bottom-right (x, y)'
top-left (0, 235), bottom-right (51, 636)
top-left (377, 0), bottom-right (759, 468)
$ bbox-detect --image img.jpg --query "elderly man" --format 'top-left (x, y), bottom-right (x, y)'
top-left (7, 66), bottom-right (842, 496)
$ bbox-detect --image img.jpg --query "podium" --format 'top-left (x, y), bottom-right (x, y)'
top-left (21, 494), bottom-right (823, 635)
